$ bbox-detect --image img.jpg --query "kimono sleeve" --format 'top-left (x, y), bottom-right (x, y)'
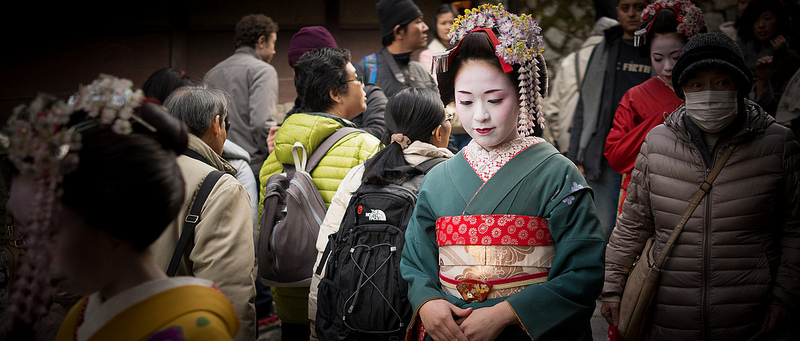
top-left (400, 175), bottom-right (447, 322)
top-left (505, 163), bottom-right (606, 339)
top-left (605, 89), bottom-right (640, 174)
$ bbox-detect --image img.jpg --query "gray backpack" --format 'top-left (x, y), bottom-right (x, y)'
top-left (257, 127), bottom-right (361, 287)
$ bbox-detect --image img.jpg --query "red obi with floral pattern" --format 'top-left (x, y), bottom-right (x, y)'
top-left (435, 214), bottom-right (555, 301)
top-left (436, 214), bottom-right (553, 246)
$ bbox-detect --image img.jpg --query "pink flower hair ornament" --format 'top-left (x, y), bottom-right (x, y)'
top-left (634, 0), bottom-right (706, 47)
top-left (0, 74), bottom-right (155, 329)
top-left (431, 4), bottom-right (548, 136)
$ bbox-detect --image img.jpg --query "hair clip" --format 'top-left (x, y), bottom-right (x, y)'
top-left (633, 28), bottom-right (648, 47)
top-left (431, 50), bottom-right (453, 74)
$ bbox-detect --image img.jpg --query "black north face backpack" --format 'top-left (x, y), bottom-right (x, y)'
top-left (315, 157), bottom-right (446, 341)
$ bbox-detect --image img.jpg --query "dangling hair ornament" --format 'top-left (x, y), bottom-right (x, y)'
top-left (635, 0), bottom-right (706, 47)
top-left (0, 94), bottom-right (79, 330)
top-left (432, 4), bottom-right (547, 137)
top-left (633, 27), bottom-right (648, 47)
top-left (0, 74), bottom-right (153, 329)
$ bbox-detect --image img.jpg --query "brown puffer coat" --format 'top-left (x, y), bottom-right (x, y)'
top-left (603, 100), bottom-right (800, 340)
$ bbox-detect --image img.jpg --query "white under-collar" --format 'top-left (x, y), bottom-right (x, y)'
top-left (463, 136), bottom-right (545, 182)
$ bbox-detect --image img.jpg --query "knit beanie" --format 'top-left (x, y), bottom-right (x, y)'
top-left (287, 26), bottom-right (338, 67)
top-left (377, 0), bottom-right (423, 38)
top-left (672, 32), bottom-right (752, 99)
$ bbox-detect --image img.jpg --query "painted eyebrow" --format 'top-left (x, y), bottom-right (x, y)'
top-left (652, 50), bottom-right (682, 56)
top-left (456, 89), bottom-right (504, 95)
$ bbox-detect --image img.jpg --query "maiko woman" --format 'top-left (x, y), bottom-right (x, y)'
top-left (399, 5), bottom-right (606, 341)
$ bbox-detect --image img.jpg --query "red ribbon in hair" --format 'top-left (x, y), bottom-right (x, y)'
top-left (448, 27), bottom-right (514, 74)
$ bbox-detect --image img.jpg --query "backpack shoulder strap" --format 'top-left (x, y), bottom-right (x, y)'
top-left (184, 149), bottom-right (206, 164)
top-left (574, 51), bottom-right (583, 87)
top-left (166, 170), bottom-right (225, 276)
top-left (364, 54), bottom-right (378, 85)
top-left (414, 157), bottom-right (448, 174)
top-left (305, 127), bottom-right (363, 173)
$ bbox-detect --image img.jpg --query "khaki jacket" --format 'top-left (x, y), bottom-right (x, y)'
top-left (150, 135), bottom-right (256, 341)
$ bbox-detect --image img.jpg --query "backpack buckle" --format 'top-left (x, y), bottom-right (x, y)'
top-left (185, 214), bottom-right (200, 224)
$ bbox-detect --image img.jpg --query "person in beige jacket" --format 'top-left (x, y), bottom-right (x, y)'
top-left (150, 86), bottom-right (257, 341)
top-left (542, 16), bottom-right (618, 153)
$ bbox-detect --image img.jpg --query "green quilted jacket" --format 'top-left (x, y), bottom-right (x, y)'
top-left (257, 112), bottom-right (380, 324)
top-left (258, 112), bottom-right (381, 215)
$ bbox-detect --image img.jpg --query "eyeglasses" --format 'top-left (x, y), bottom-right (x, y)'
top-left (341, 76), bottom-right (363, 85)
top-left (223, 114), bottom-right (230, 132)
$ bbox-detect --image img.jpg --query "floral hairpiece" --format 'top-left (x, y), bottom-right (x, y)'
top-left (69, 74), bottom-right (155, 135)
top-left (432, 4), bottom-right (548, 136)
top-left (634, 0), bottom-right (705, 46)
top-left (0, 74), bottom-right (152, 328)
top-left (449, 4), bottom-right (545, 67)
top-left (6, 95), bottom-right (81, 176)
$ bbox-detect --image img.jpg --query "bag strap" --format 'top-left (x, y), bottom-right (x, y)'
top-left (305, 127), bottom-right (363, 172)
top-left (653, 144), bottom-right (736, 269)
top-left (166, 170), bottom-right (224, 276)
top-left (414, 157), bottom-right (447, 174)
top-left (364, 54), bottom-right (378, 85)
top-left (574, 50), bottom-right (583, 87)
top-left (316, 241), bottom-right (331, 276)
top-left (380, 48), bottom-right (412, 85)
top-left (184, 149), bottom-right (206, 164)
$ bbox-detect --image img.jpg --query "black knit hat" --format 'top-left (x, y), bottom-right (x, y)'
top-left (672, 32), bottom-right (753, 99)
top-left (377, 0), bottom-right (423, 38)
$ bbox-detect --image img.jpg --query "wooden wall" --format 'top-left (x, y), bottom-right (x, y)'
top-left (0, 0), bottom-right (448, 125)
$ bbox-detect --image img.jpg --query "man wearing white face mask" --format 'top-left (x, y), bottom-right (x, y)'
top-left (683, 87), bottom-right (740, 147)
top-left (603, 32), bottom-right (800, 340)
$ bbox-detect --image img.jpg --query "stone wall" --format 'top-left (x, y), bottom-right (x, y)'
top-left (520, 0), bottom-right (598, 63)
top-left (512, 0), bottom-right (744, 78)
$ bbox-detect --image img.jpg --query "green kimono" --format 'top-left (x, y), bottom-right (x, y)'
top-left (400, 142), bottom-right (605, 340)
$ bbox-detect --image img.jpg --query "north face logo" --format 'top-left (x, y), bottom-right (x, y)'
top-left (365, 209), bottom-right (386, 221)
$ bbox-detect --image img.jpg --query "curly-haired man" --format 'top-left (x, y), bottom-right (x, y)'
top-left (205, 14), bottom-right (279, 178)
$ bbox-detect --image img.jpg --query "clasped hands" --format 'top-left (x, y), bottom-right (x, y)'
top-left (418, 299), bottom-right (517, 341)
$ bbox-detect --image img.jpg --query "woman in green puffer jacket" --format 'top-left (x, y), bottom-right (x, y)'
top-left (258, 47), bottom-right (381, 341)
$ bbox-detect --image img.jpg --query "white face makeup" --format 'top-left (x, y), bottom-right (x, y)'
top-left (454, 60), bottom-right (520, 149)
top-left (650, 33), bottom-right (685, 85)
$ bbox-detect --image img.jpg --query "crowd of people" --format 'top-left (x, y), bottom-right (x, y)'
top-left (0, 0), bottom-right (798, 340)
